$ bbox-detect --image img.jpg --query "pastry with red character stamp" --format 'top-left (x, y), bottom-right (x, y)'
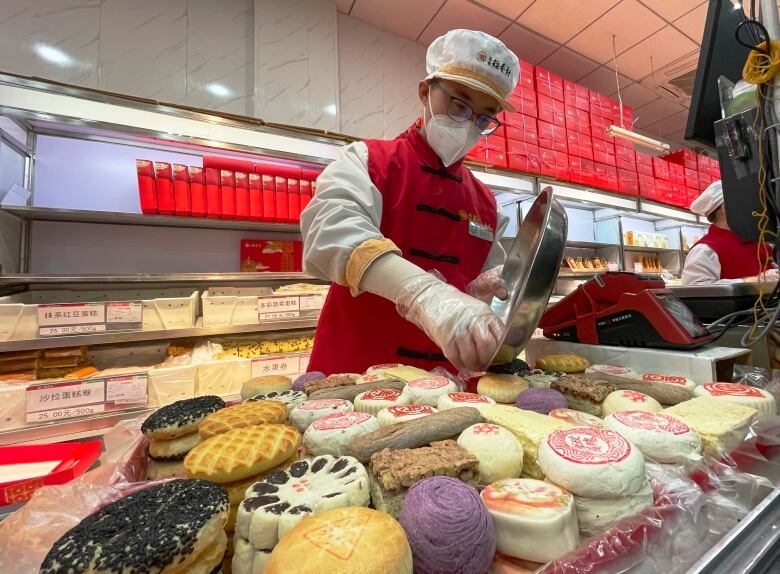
top-left (458, 423), bottom-right (524, 484)
top-left (438, 392), bottom-right (497, 412)
top-left (604, 410), bottom-right (702, 463)
top-left (354, 388), bottom-right (410, 415)
top-left (694, 383), bottom-right (777, 415)
top-left (401, 376), bottom-right (458, 406)
top-left (603, 389), bottom-right (662, 416)
top-left (303, 411), bottom-right (380, 456)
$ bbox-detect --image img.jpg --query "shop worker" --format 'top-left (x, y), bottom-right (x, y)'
top-left (301, 29), bottom-right (518, 375)
top-left (682, 180), bottom-right (778, 285)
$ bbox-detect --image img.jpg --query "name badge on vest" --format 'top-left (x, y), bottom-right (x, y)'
top-left (469, 220), bottom-right (494, 242)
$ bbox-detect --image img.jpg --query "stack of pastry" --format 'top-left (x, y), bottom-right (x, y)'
top-left (141, 395), bottom-right (225, 480)
top-left (185, 422), bottom-right (301, 569)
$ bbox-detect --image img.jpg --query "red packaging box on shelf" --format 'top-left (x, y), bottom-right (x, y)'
top-left (288, 177), bottom-right (301, 223)
top-left (618, 168), bottom-right (640, 196)
top-left (671, 183), bottom-right (687, 207)
top-left (538, 121), bottom-right (567, 154)
top-left (234, 171), bottom-right (250, 220)
top-left (539, 148), bottom-right (569, 180)
top-left (203, 156), bottom-right (254, 173)
top-left (274, 174), bottom-right (289, 223)
top-left (513, 84), bottom-right (537, 102)
top-left (248, 173), bottom-right (263, 221)
top-left (518, 59), bottom-right (535, 90)
top-left (564, 105), bottom-right (590, 135)
top-left (188, 166), bottom-right (206, 217)
top-left (569, 156), bottom-right (596, 186)
top-left (594, 162), bottom-right (618, 191)
top-left (640, 180), bottom-right (657, 200)
top-left (593, 138), bottom-right (616, 166)
top-left (591, 115), bottom-right (611, 141)
top-left (172, 164), bottom-right (191, 216)
top-left (240, 239), bottom-right (303, 272)
top-left (261, 173), bottom-right (276, 220)
top-left (697, 153), bottom-right (711, 172)
top-left (537, 94), bottom-right (566, 126)
top-left (621, 105), bottom-right (634, 128)
top-left (653, 157), bottom-right (670, 180)
top-left (664, 149), bottom-right (684, 166)
top-left (612, 129), bottom-right (634, 148)
top-left (204, 167), bottom-right (221, 218)
top-left (469, 136), bottom-right (508, 167)
top-left (299, 179), bottom-right (312, 213)
top-left (564, 81), bottom-right (590, 112)
top-left (508, 93), bottom-right (538, 117)
top-left (711, 162), bottom-right (721, 179)
top-left (685, 167), bottom-right (699, 189)
top-left (506, 140), bottom-right (540, 174)
top-left (616, 146), bottom-right (636, 171)
top-left (505, 113), bottom-right (538, 145)
top-left (154, 162), bottom-right (175, 215)
top-left (699, 172), bottom-right (712, 191)
top-left (220, 170), bottom-right (236, 219)
top-left (136, 159), bottom-right (158, 214)
top-left (656, 179), bottom-right (673, 204)
top-left (535, 66), bottom-right (564, 101)
top-left (687, 187), bottom-right (700, 202)
top-left (566, 130), bottom-right (594, 160)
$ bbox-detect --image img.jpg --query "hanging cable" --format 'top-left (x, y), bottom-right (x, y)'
top-left (612, 34), bottom-right (625, 129)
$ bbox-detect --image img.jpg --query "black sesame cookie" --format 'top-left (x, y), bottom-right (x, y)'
top-left (40, 479), bottom-right (229, 574)
top-left (148, 432), bottom-right (202, 462)
top-left (245, 389), bottom-right (307, 412)
top-left (141, 395), bottom-right (225, 440)
top-left (488, 358), bottom-right (531, 376)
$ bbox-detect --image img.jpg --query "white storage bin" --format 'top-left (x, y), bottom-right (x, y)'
top-left (201, 287), bottom-right (273, 327)
top-left (0, 288), bottom-right (199, 341)
top-left (148, 364), bottom-right (197, 406)
top-left (196, 358), bottom-right (252, 397)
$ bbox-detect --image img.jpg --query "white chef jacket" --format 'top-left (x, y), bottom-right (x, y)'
top-left (681, 244), bottom-right (777, 285)
top-left (300, 141), bottom-right (510, 286)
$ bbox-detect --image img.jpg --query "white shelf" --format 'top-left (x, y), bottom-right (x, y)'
top-left (623, 246), bottom-right (680, 254)
top-left (0, 272), bottom-right (322, 286)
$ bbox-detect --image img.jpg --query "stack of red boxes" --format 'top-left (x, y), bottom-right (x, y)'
top-left (664, 149), bottom-right (719, 207)
top-left (535, 66), bottom-right (569, 181)
top-left (137, 156), bottom-right (322, 223)
top-left (497, 59), bottom-right (540, 174)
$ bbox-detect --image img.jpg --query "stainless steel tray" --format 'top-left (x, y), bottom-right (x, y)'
top-left (488, 186), bottom-right (567, 366)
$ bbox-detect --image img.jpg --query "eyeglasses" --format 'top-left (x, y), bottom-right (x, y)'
top-left (431, 82), bottom-right (502, 136)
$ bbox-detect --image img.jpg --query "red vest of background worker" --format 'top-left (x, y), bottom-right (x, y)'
top-left (300, 29), bottom-right (521, 376)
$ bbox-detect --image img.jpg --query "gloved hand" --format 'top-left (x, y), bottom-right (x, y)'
top-left (395, 272), bottom-right (505, 374)
top-left (467, 265), bottom-right (508, 304)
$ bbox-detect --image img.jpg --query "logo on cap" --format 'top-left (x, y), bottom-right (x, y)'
top-left (476, 51), bottom-right (487, 63)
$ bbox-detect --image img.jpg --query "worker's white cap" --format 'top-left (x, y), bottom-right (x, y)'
top-left (690, 180), bottom-right (724, 216)
top-left (426, 29), bottom-right (519, 112)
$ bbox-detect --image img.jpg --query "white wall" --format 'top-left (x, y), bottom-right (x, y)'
top-left (0, 0), bottom-right (424, 138)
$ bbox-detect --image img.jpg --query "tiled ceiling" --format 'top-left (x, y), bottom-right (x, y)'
top-left (338, 0), bottom-right (727, 149)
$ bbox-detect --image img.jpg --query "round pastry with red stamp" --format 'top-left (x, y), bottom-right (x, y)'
top-left (402, 376), bottom-right (458, 406)
top-left (365, 362), bottom-right (403, 374)
top-left (356, 372), bottom-right (396, 385)
top-left (640, 372), bottom-right (696, 391)
top-left (290, 398), bottom-right (354, 432)
top-left (603, 410), bottom-right (702, 463)
top-left (602, 389), bottom-right (662, 416)
top-left (303, 411), bottom-right (380, 456)
top-left (458, 423), bottom-right (523, 484)
top-left (377, 404), bottom-right (438, 426)
top-left (437, 392), bottom-right (497, 412)
top-left (585, 364), bottom-right (639, 379)
top-left (548, 408), bottom-right (605, 428)
top-left (354, 388), bottom-right (411, 416)
top-left (694, 383), bottom-right (777, 415)
top-left (538, 427), bottom-right (646, 498)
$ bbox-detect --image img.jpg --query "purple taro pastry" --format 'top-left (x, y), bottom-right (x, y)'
top-left (292, 371), bottom-right (325, 391)
top-left (399, 476), bottom-right (495, 574)
top-left (516, 388), bottom-right (568, 414)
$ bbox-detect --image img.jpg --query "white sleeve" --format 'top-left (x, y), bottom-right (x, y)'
top-left (681, 244), bottom-right (746, 285)
top-left (300, 141), bottom-right (383, 283)
top-left (483, 211), bottom-right (509, 271)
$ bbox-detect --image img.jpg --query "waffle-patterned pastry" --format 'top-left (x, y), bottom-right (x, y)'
top-left (40, 479), bottom-right (228, 574)
top-left (535, 354), bottom-right (589, 373)
top-left (199, 400), bottom-right (288, 439)
top-left (185, 424), bottom-right (300, 483)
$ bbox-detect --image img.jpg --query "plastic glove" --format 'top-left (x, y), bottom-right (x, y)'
top-left (467, 265), bottom-right (508, 304)
top-left (395, 272), bottom-right (505, 374)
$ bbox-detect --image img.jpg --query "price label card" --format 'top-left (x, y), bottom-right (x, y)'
top-left (299, 294), bottom-right (325, 311)
top-left (39, 324), bottom-right (107, 337)
top-left (38, 301), bottom-right (143, 337)
top-left (26, 404), bottom-right (105, 424)
top-left (251, 355), bottom-right (300, 378)
top-left (258, 296), bottom-right (300, 321)
top-left (25, 379), bottom-right (105, 414)
top-left (106, 374), bottom-right (148, 404)
top-left (106, 301), bottom-right (143, 328)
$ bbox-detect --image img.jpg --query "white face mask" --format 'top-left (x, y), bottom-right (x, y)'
top-left (424, 96), bottom-right (482, 167)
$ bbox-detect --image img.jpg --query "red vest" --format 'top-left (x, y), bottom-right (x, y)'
top-left (693, 225), bottom-right (773, 279)
top-left (308, 122), bottom-right (498, 375)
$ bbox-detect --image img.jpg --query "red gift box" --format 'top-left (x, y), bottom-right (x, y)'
top-left (687, 187), bottom-right (700, 202)
top-left (640, 180), bottom-right (657, 200)
top-left (697, 153), bottom-right (711, 172)
top-left (711, 163), bottom-right (721, 179)
top-left (172, 164), bottom-right (191, 216)
top-left (507, 140), bottom-right (540, 174)
top-left (591, 115), bottom-right (612, 141)
top-left (539, 149), bottom-right (569, 180)
top-left (594, 162), bottom-right (618, 191)
top-left (684, 167), bottom-right (698, 188)
top-left (204, 167), bottom-right (221, 218)
top-left (299, 179), bottom-right (312, 213)
top-left (189, 166), bottom-right (206, 217)
top-left (505, 113), bottom-right (538, 145)
top-left (535, 66), bottom-right (564, 101)
top-left (621, 105), bottom-right (634, 129)
top-left (136, 159), bottom-right (158, 214)
top-left (261, 173), bottom-right (276, 221)
top-left (240, 239), bottom-right (303, 272)
top-left (538, 121), bottom-right (567, 154)
top-left (154, 162), bottom-right (175, 215)
top-left (274, 175), bottom-right (289, 223)
top-left (593, 138), bottom-right (616, 166)
top-left (470, 136), bottom-right (508, 167)
top-left (220, 170), bottom-right (236, 219)
top-left (653, 157), bottom-right (670, 180)
top-left (618, 168), bottom-right (640, 196)
top-left (234, 171), bottom-right (250, 220)
top-left (671, 183), bottom-right (687, 206)
top-left (569, 156), bottom-right (596, 186)
top-left (512, 84), bottom-right (537, 102)
top-left (564, 81), bottom-right (590, 112)
top-left (616, 146), bottom-right (636, 169)
top-left (518, 59), bottom-right (535, 90)
top-left (656, 179), bottom-right (673, 204)
top-left (664, 149), bottom-right (684, 166)
top-left (288, 177), bottom-right (301, 223)
top-left (635, 150), bottom-right (653, 166)
top-left (564, 105), bottom-right (590, 135)
top-left (699, 171), bottom-right (713, 191)
top-left (566, 130), bottom-right (594, 160)
top-left (203, 156), bottom-right (254, 173)
top-left (301, 167), bottom-right (322, 211)
top-left (538, 94), bottom-right (566, 126)
top-left (508, 93), bottom-right (538, 118)
top-left (248, 173), bottom-right (263, 221)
